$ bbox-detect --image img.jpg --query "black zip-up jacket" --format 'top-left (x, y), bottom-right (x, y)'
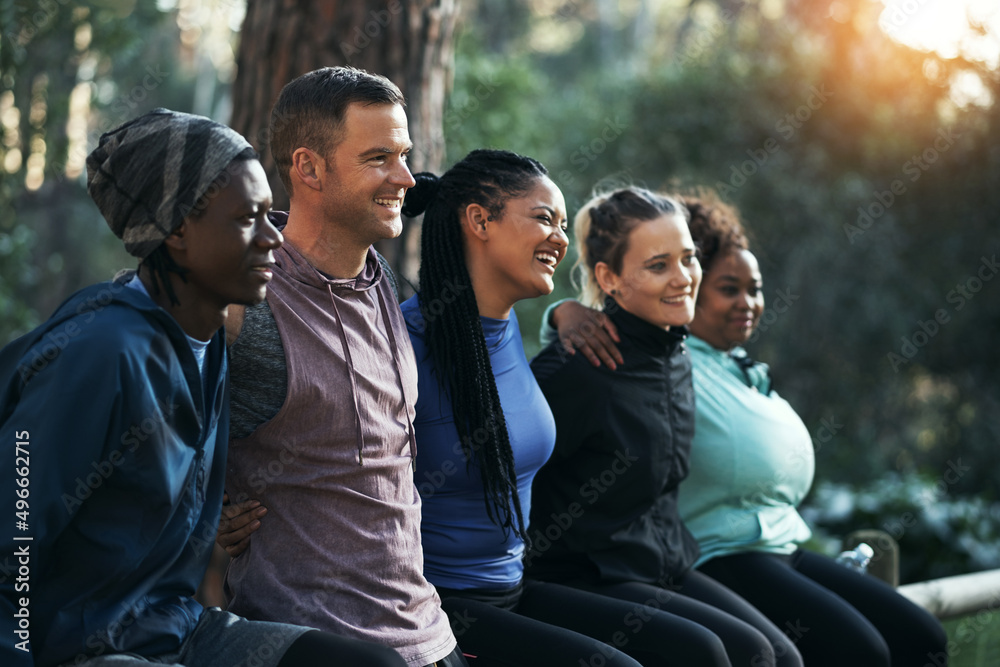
top-left (525, 303), bottom-right (700, 585)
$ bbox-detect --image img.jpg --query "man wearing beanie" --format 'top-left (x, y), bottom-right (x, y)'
top-left (0, 109), bottom-right (405, 667)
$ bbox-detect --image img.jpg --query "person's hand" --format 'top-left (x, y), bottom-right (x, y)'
top-left (217, 493), bottom-right (267, 558)
top-left (552, 300), bottom-right (623, 370)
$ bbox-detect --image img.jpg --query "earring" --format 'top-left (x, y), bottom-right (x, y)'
top-left (610, 289), bottom-right (618, 295)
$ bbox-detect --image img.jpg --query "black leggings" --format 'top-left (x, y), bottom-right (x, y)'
top-left (278, 630), bottom-right (406, 667)
top-left (697, 549), bottom-right (949, 667)
top-left (438, 581), bottom-right (643, 666)
top-left (277, 629), bottom-right (406, 666)
top-left (278, 634), bottom-right (469, 667)
top-left (565, 569), bottom-right (803, 667)
top-left (442, 577), bottom-right (797, 667)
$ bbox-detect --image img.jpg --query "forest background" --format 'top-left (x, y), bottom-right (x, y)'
top-left (1, 0), bottom-right (998, 588)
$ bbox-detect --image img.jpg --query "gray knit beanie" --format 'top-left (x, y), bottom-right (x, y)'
top-left (86, 108), bottom-right (253, 259)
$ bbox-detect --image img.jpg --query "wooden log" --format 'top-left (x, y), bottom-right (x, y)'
top-left (897, 569), bottom-right (1000, 620)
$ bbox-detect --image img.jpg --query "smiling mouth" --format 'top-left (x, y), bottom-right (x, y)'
top-left (374, 197), bottom-right (401, 209)
top-left (661, 294), bottom-right (690, 304)
top-left (534, 252), bottom-right (559, 269)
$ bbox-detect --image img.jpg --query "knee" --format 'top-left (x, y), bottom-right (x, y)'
top-left (631, 620), bottom-right (729, 667)
top-left (828, 629), bottom-right (891, 667)
top-left (700, 633), bottom-right (731, 667)
top-left (771, 634), bottom-right (804, 667)
top-left (684, 628), bottom-right (730, 667)
top-left (738, 627), bottom-right (779, 667)
top-left (906, 615), bottom-right (949, 666)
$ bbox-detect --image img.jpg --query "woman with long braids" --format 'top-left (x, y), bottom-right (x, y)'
top-left (400, 150), bottom-right (710, 666)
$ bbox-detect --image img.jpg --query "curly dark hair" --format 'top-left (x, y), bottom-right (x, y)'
top-left (679, 191), bottom-right (749, 275)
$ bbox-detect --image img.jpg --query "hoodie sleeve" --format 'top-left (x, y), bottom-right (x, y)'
top-left (0, 317), bottom-right (128, 664)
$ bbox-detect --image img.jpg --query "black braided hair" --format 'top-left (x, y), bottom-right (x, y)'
top-left (573, 187), bottom-right (689, 306)
top-left (404, 148), bottom-right (548, 545)
top-left (140, 147), bottom-right (258, 306)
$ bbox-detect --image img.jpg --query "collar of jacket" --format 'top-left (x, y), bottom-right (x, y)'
top-left (602, 296), bottom-right (688, 357)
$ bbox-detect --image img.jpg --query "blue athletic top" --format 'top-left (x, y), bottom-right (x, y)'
top-left (401, 296), bottom-right (556, 590)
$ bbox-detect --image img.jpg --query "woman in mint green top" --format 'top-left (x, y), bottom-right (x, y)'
top-left (677, 195), bottom-right (945, 667)
top-left (679, 333), bottom-right (814, 566)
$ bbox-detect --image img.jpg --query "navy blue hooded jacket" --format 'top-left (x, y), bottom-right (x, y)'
top-left (0, 274), bottom-right (228, 666)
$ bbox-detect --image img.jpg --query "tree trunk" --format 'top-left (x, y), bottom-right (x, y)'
top-left (230, 0), bottom-right (458, 292)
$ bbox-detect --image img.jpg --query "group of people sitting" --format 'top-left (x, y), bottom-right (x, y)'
top-left (1, 66), bottom-right (947, 666)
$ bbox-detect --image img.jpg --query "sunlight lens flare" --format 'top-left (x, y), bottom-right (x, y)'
top-left (878, 0), bottom-right (1000, 67)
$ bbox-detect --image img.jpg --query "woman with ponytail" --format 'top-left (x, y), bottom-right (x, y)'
top-left (401, 150), bottom-right (688, 666)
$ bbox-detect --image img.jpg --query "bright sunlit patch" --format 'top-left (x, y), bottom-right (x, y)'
top-left (949, 70), bottom-right (993, 107)
top-left (879, 0), bottom-right (1000, 67)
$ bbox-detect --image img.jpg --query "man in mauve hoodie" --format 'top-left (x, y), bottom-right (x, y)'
top-left (219, 67), bottom-right (463, 667)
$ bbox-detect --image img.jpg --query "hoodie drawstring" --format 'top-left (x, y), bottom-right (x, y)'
top-left (327, 284), bottom-right (368, 465)
top-left (377, 287), bottom-right (418, 470)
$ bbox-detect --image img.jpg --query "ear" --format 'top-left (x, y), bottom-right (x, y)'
top-left (291, 147), bottom-right (324, 192)
top-left (463, 203), bottom-right (491, 242)
top-left (594, 261), bottom-right (622, 298)
top-left (162, 220), bottom-right (190, 253)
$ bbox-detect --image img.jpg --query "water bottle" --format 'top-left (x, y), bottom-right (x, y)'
top-left (835, 542), bottom-right (874, 574)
